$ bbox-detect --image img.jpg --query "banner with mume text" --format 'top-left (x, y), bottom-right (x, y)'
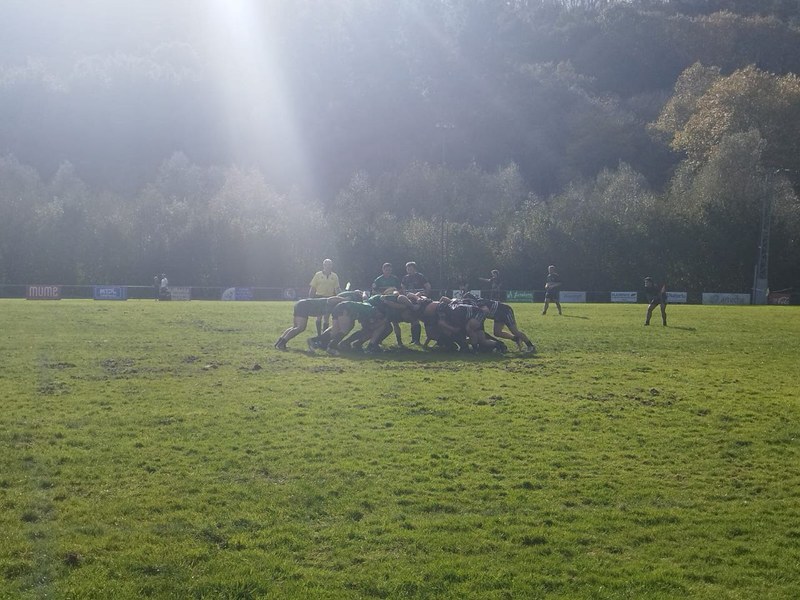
top-left (27, 285), bottom-right (61, 300)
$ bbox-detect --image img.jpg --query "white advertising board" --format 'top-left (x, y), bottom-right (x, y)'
top-left (611, 291), bottom-right (637, 303)
top-left (666, 291), bottom-right (687, 304)
top-left (559, 291), bottom-right (586, 303)
top-left (168, 286), bottom-right (192, 301)
top-left (702, 293), bottom-right (750, 305)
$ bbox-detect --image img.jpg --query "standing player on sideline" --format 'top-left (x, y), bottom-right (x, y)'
top-left (401, 262), bottom-right (431, 344)
top-left (644, 276), bottom-right (667, 326)
top-left (479, 269), bottom-right (503, 301)
top-left (542, 265), bottom-right (562, 315)
top-left (309, 258), bottom-right (341, 336)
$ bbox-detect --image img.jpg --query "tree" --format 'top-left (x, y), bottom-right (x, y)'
top-left (655, 65), bottom-right (800, 175)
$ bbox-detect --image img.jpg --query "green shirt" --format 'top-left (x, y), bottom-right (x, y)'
top-left (338, 301), bottom-right (378, 321)
top-left (372, 274), bottom-right (401, 293)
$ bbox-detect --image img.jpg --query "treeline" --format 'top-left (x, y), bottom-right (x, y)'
top-left (1, 0), bottom-right (799, 291)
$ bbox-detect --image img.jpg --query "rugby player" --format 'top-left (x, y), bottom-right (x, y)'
top-left (644, 276), bottom-right (667, 326)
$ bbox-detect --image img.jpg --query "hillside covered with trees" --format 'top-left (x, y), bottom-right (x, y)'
top-left (1, 0), bottom-right (799, 293)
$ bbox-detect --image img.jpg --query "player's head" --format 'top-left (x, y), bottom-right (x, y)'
top-left (322, 258), bottom-right (333, 271)
top-left (548, 265), bottom-right (556, 273)
top-left (405, 261), bottom-right (417, 273)
top-left (491, 269), bottom-right (499, 277)
top-left (644, 276), bottom-right (653, 283)
top-left (382, 262), bottom-right (392, 274)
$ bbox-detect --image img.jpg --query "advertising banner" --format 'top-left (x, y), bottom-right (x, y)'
top-left (666, 291), bottom-right (688, 304)
top-left (611, 291), bottom-right (637, 303)
top-left (702, 293), bottom-right (750, 305)
top-left (93, 285), bottom-right (127, 300)
top-left (768, 291), bottom-right (791, 305)
top-left (506, 290), bottom-right (533, 302)
top-left (222, 287), bottom-right (253, 301)
top-left (168, 286), bottom-right (192, 301)
top-left (452, 289), bottom-right (482, 300)
top-left (26, 285), bottom-right (61, 300)
top-left (559, 291), bottom-right (586, 303)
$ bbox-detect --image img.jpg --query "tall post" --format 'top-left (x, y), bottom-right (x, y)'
top-left (752, 169), bottom-right (793, 304)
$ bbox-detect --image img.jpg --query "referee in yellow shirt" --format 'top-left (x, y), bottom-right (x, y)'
top-left (309, 258), bottom-right (341, 335)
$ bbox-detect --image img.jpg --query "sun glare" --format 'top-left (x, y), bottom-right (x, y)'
top-left (201, 1), bottom-right (311, 191)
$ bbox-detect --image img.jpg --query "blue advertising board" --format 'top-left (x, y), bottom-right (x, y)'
top-left (93, 285), bottom-right (128, 300)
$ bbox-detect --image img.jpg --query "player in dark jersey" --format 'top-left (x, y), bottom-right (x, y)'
top-left (275, 297), bottom-right (339, 350)
top-left (275, 291), bottom-right (363, 350)
top-left (371, 263), bottom-right (402, 295)
top-left (401, 262), bottom-right (431, 343)
top-left (325, 301), bottom-right (385, 355)
top-left (542, 265), bottom-right (562, 315)
top-left (479, 270), bottom-right (503, 301)
top-left (473, 298), bottom-right (535, 353)
top-left (644, 276), bottom-right (667, 326)
top-left (439, 300), bottom-right (507, 353)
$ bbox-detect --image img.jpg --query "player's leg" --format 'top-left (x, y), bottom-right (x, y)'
top-left (391, 321), bottom-right (404, 346)
top-left (660, 299), bottom-right (667, 326)
top-left (410, 320), bottom-right (422, 344)
top-left (503, 309), bottom-right (534, 351)
top-left (315, 315), bottom-right (323, 336)
top-left (276, 315), bottom-right (309, 349)
top-left (328, 315), bottom-right (354, 354)
top-left (492, 320), bottom-right (517, 344)
top-left (365, 319), bottom-right (388, 353)
top-left (645, 301), bottom-right (656, 325)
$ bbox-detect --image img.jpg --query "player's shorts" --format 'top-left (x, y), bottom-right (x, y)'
top-left (496, 305), bottom-right (516, 329)
top-left (294, 299), bottom-right (328, 318)
top-left (545, 290), bottom-right (560, 300)
top-left (445, 305), bottom-right (485, 329)
top-left (647, 294), bottom-right (667, 308)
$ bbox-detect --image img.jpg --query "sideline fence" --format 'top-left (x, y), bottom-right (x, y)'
top-left (1, 284), bottom-right (797, 304)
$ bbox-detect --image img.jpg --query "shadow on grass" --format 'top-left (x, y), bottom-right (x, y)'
top-left (666, 325), bottom-right (697, 332)
top-left (286, 346), bottom-right (539, 364)
top-left (559, 314), bottom-right (589, 320)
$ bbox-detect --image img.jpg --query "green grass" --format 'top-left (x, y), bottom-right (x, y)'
top-left (1, 299), bottom-right (799, 599)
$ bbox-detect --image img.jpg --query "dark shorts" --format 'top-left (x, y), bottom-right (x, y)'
top-left (647, 294), bottom-right (667, 308)
top-left (545, 290), bottom-right (559, 301)
top-left (496, 305), bottom-right (516, 329)
top-left (446, 305), bottom-right (485, 329)
top-left (294, 299), bottom-right (327, 318)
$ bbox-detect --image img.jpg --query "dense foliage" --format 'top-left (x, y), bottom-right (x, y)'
top-left (1, 0), bottom-right (799, 291)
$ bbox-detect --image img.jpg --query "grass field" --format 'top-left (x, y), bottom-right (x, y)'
top-left (1, 299), bottom-right (799, 599)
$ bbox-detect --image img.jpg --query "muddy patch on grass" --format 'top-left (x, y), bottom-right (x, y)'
top-left (37, 380), bottom-right (70, 396)
top-left (100, 357), bottom-right (136, 376)
top-left (44, 361), bottom-right (76, 370)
